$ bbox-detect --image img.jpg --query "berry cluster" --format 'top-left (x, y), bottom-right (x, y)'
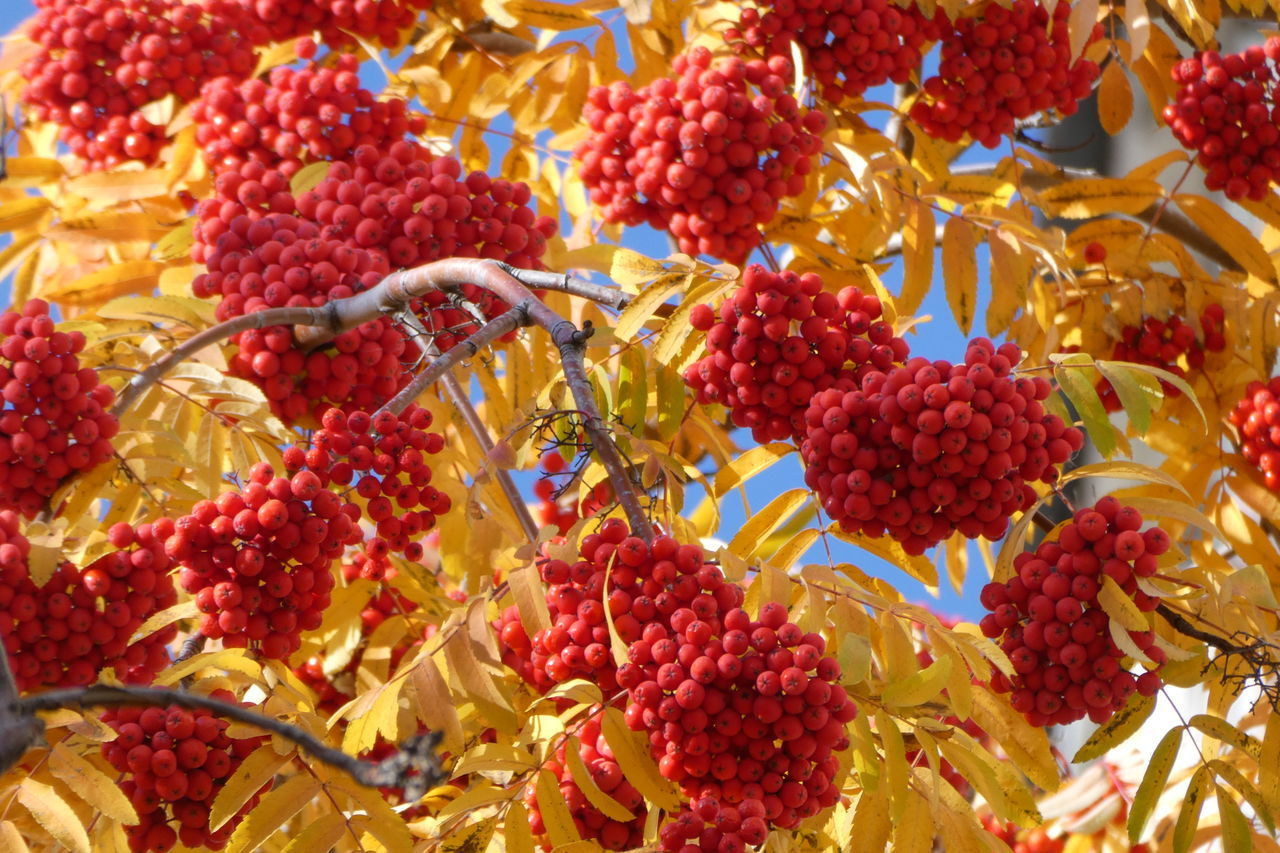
top-left (575, 47), bottom-right (826, 263)
top-left (1096, 306), bottom-right (1226, 412)
top-left (1, 516), bottom-right (179, 690)
top-left (101, 698), bottom-right (269, 852)
top-left (532, 450), bottom-right (612, 536)
top-left (168, 461), bottom-right (352, 659)
top-left (980, 497), bottom-right (1168, 727)
top-left (685, 266), bottom-right (909, 444)
top-left (299, 405), bottom-right (450, 576)
top-left (909, 0), bottom-right (1101, 148)
top-left (244, 0), bottom-right (431, 51)
top-left (193, 56), bottom-right (427, 179)
top-left (523, 709), bottom-right (647, 851)
top-left (620, 597), bottom-right (853, 850)
top-left (1229, 376), bottom-right (1280, 490)
top-left (726, 0), bottom-right (942, 103)
top-left (802, 338), bottom-right (1083, 554)
top-left (1165, 38), bottom-right (1280, 201)
top-left (982, 817), bottom-right (1065, 853)
top-left (0, 299), bottom-right (119, 518)
top-left (21, 0), bottom-right (264, 169)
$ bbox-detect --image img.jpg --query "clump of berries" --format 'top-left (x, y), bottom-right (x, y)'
top-left (21, 0), bottom-right (265, 169)
top-left (0, 299), bottom-right (119, 518)
top-left (575, 47), bottom-right (826, 263)
top-left (980, 496), bottom-right (1168, 727)
top-left (1, 516), bottom-right (178, 690)
top-left (524, 709), bottom-right (647, 851)
top-left (532, 450), bottom-right (612, 536)
top-left (1165, 38), bottom-right (1280, 201)
top-left (244, 0), bottom-right (431, 52)
top-left (802, 338), bottom-right (1083, 554)
top-left (726, 0), bottom-right (942, 103)
top-left (1096, 306), bottom-right (1226, 412)
top-left (102, 698), bottom-right (270, 852)
top-left (909, 0), bottom-right (1101, 148)
top-left (1229, 376), bottom-right (1280, 490)
top-left (167, 460), bottom-right (353, 659)
top-left (685, 265), bottom-right (909, 444)
top-left (299, 405), bottom-right (451, 575)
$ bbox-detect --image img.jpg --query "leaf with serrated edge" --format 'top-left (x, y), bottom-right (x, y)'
top-left (440, 816), bottom-right (498, 853)
top-left (600, 707), bottom-right (681, 811)
top-left (1095, 361), bottom-right (1156, 434)
top-left (727, 488), bottom-right (808, 559)
top-left (209, 745), bottom-right (293, 831)
top-left (1055, 360), bottom-right (1117, 458)
top-left (1172, 766), bottom-right (1212, 853)
top-left (17, 781), bottom-right (90, 853)
top-left (1189, 714), bottom-right (1262, 758)
top-left (882, 655), bottom-right (951, 709)
top-left (564, 735), bottom-right (635, 821)
top-left (49, 743), bottom-right (137, 824)
top-left (1218, 784), bottom-right (1252, 853)
top-left (614, 272), bottom-right (688, 341)
top-left (714, 443), bottom-right (794, 496)
top-left (1073, 693), bottom-right (1154, 763)
top-left (225, 776), bottom-right (319, 853)
top-left (1128, 726), bottom-right (1182, 841)
top-left (535, 768), bottom-right (580, 848)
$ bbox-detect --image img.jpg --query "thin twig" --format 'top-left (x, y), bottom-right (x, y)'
top-left (496, 263), bottom-right (632, 311)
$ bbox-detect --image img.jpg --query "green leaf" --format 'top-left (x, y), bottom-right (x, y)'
top-left (1095, 360), bottom-right (1160, 434)
top-left (1218, 785), bottom-right (1253, 853)
top-left (1055, 356), bottom-right (1118, 458)
top-left (1129, 726), bottom-right (1183, 841)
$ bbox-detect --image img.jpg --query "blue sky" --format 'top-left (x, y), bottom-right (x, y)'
top-left (0, 2), bottom-right (1007, 619)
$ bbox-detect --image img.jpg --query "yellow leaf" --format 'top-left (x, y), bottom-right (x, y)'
top-left (17, 780), bottom-right (90, 853)
top-left (441, 623), bottom-right (517, 734)
top-left (289, 161), bottom-right (331, 196)
top-left (535, 768), bottom-right (581, 848)
top-left (152, 221), bottom-right (194, 262)
top-left (450, 743), bottom-right (536, 777)
top-left (1098, 61), bottom-right (1133, 134)
top-left (336, 779), bottom-right (412, 853)
top-left (1128, 726), bottom-right (1182, 841)
top-left (1175, 194), bottom-right (1276, 282)
top-left (875, 709), bottom-right (910, 821)
top-left (1072, 692), bottom-right (1155, 762)
top-left (969, 688), bottom-right (1059, 791)
top-left (1097, 575), bottom-right (1147, 632)
top-left (1117, 496), bottom-right (1222, 540)
top-left (128, 600), bottom-right (199, 645)
top-left (1218, 784), bottom-right (1252, 853)
top-left (208, 745), bottom-right (292, 831)
top-left (1036, 178), bottom-right (1163, 218)
top-left (2, 156), bottom-right (65, 187)
top-left (1095, 361), bottom-right (1157, 433)
top-left (505, 0), bottom-right (596, 28)
top-left (1189, 714), bottom-right (1262, 759)
top-left (890, 789), bottom-right (934, 853)
top-left (0, 821), bottom-right (29, 853)
top-left (1126, 0), bottom-right (1150, 58)
top-left (898, 200), bottom-right (935, 317)
top-left (505, 801), bottom-right (537, 853)
top-left (941, 216), bottom-right (977, 335)
top-left (1067, 0), bottom-right (1100, 59)
top-left (850, 790), bottom-right (891, 851)
top-left (563, 735), bottom-right (635, 822)
top-left (829, 530), bottom-right (939, 587)
top-left (652, 276), bottom-right (730, 368)
top-left (508, 562), bottom-right (552, 638)
top-left (714, 443), bottom-right (794, 496)
top-left (156, 649), bottom-right (262, 687)
top-left (1172, 766), bottom-right (1212, 853)
top-left (410, 653), bottom-right (464, 755)
top-left (614, 273), bottom-right (689, 341)
top-left (0, 196), bottom-right (52, 233)
top-left (727, 488), bottom-right (809, 560)
top-left (1221, 565), bottom-right (1280, 609)
top-left (225, 775), bottom-right (319, 853)
top-left (882, 654), bottom-right (951, 709)
top-left (440, 816), bottom-right (498, 852)
top-left (609, 248), bottom-right (669, 289)
top-left (1055, 460), bottom-right (1190, 497)
top-left (600, 707), bottom-right (682, 811)
top-left (986, 227), bottom-right (1029, 336)
top-left (48, 743), bottom-right (137, 825)
top-left (66, 169), bottom-right (171, 203)
top-left (44, 260), bottom-right (166, 305)
top-left (279, 812), bottom-right (348, 853)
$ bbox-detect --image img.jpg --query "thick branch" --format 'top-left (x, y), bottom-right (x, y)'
top-left (495, 263), bottom-right (632, 312)
top-left (14, 686), bottom-right (445, 798)
top-left (1156, 604), bottom-right (1237, 653)
top-left (111, 306), bottom-right (327, 416)
top-left (951, 163), bottom-right (1241, 272)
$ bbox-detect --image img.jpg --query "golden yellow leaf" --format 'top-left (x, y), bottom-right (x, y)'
top-left (225, 775), bottom-right (319, 853)
top-left (505, 0), bottom-right (596, 28)
top-left (1072, 692), bottom-right (1155, 762)
top-left (714, 443), bottom-right (794, 497)
top-left (440, 816), bottom-right (498, 853)
top-left (1098, 61), bottom-right (1134, 135)
top-left (156, 649), bottom-right (262, 687)
top-left (208, 745), bottom-right (293, 831)
top-left (1097, 575), bottom-right (1147, 632)
top-left (48, 743), bottom-right (137, 825)
top-left (609, 247), bottom-right (669, 289)
top-left (1172, 766), bottom-right (1212, 853)
top-left (882, 655), bottom-right (951, 709)
top-left (727, 488), bottom-right (809, 560)
top-left (44, 260), bottom-right (166, 304)
top-left (969, 689), bottom-right (1059, 791)
top-left (1035, 178), bottom-right (1163, 219)
top-left (1128, 726), bottom-right (1182, 841)
top-left (898, 200), bottom-right (935, 318)
top-left (614, 272), bottom-right (688, 341)
top-left (279, 812), bottom-right (349, 853)
top-left (535, 768), bottom-right (581, 848)
top-left (17, 781), bottom-right (90, 853)
top-left (600, 707), bottom-right (682, 811)
top-left (450, 743), bottom-right (536, 777)
top-left (0, 821), bottom-right (29, 853)
top-left (3, 156), bottom-right (65, 187)
top-left (1175, 194), bottom-right (1277, 282)
top-left (941, 216), bottom-right (977, 335)
top-left (66, 169), bottom-right (171, 203)
top-left (563, 735), bottom-right (635, 822)
top-left (0, 196), bottom-right (52, 233)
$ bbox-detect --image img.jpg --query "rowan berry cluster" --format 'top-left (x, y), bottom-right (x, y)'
top-left (243, 0), bottom-right (431, 51)
top-left (980, 497), bottom-right (1168, 727)
top-left (167, 461), bottom-right (353, 659)
top-left (909, 0), bottom-right (1101, 148)
top-left (523, 710), bottom-right (648, 851)
top-left (1096, 306), bottom-right (1226, 412)
top-left (685, 265), bottom-right (909, 444)
top-left (982, 817), bottom-right (1065, 853)
top-left (1, 516), bottom-right (179, 690)
top-left (575, 47), bottom-right (826, 263)
top-left (532, 450), bottom-right (612, 536)
top-left (725, 0), bottom-right (942, 103)
top-left (1165, 38), bottom-right (1280, 201)
top-left (1229, 376), bottom-right (1280, 490)
top-left (193, 56), bottom-right (427, 179)
top-left (101, 698), bottom-right (270, 852)
top-left (300, 405), bottom-right (451, 575)
top-left (0, 299), bottom-right (120, 517)
top-left (802, 338), bottom-right (1083, 554)
top-left (21, 0), bottom-right (265, 170)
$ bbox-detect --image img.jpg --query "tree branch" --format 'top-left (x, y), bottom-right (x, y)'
top-left (950, 163), bottom-right (1241, 272)
top-left (495, 263), bottom-right (633, 311)
top-left (11, 685), bottom-right (446, 799)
